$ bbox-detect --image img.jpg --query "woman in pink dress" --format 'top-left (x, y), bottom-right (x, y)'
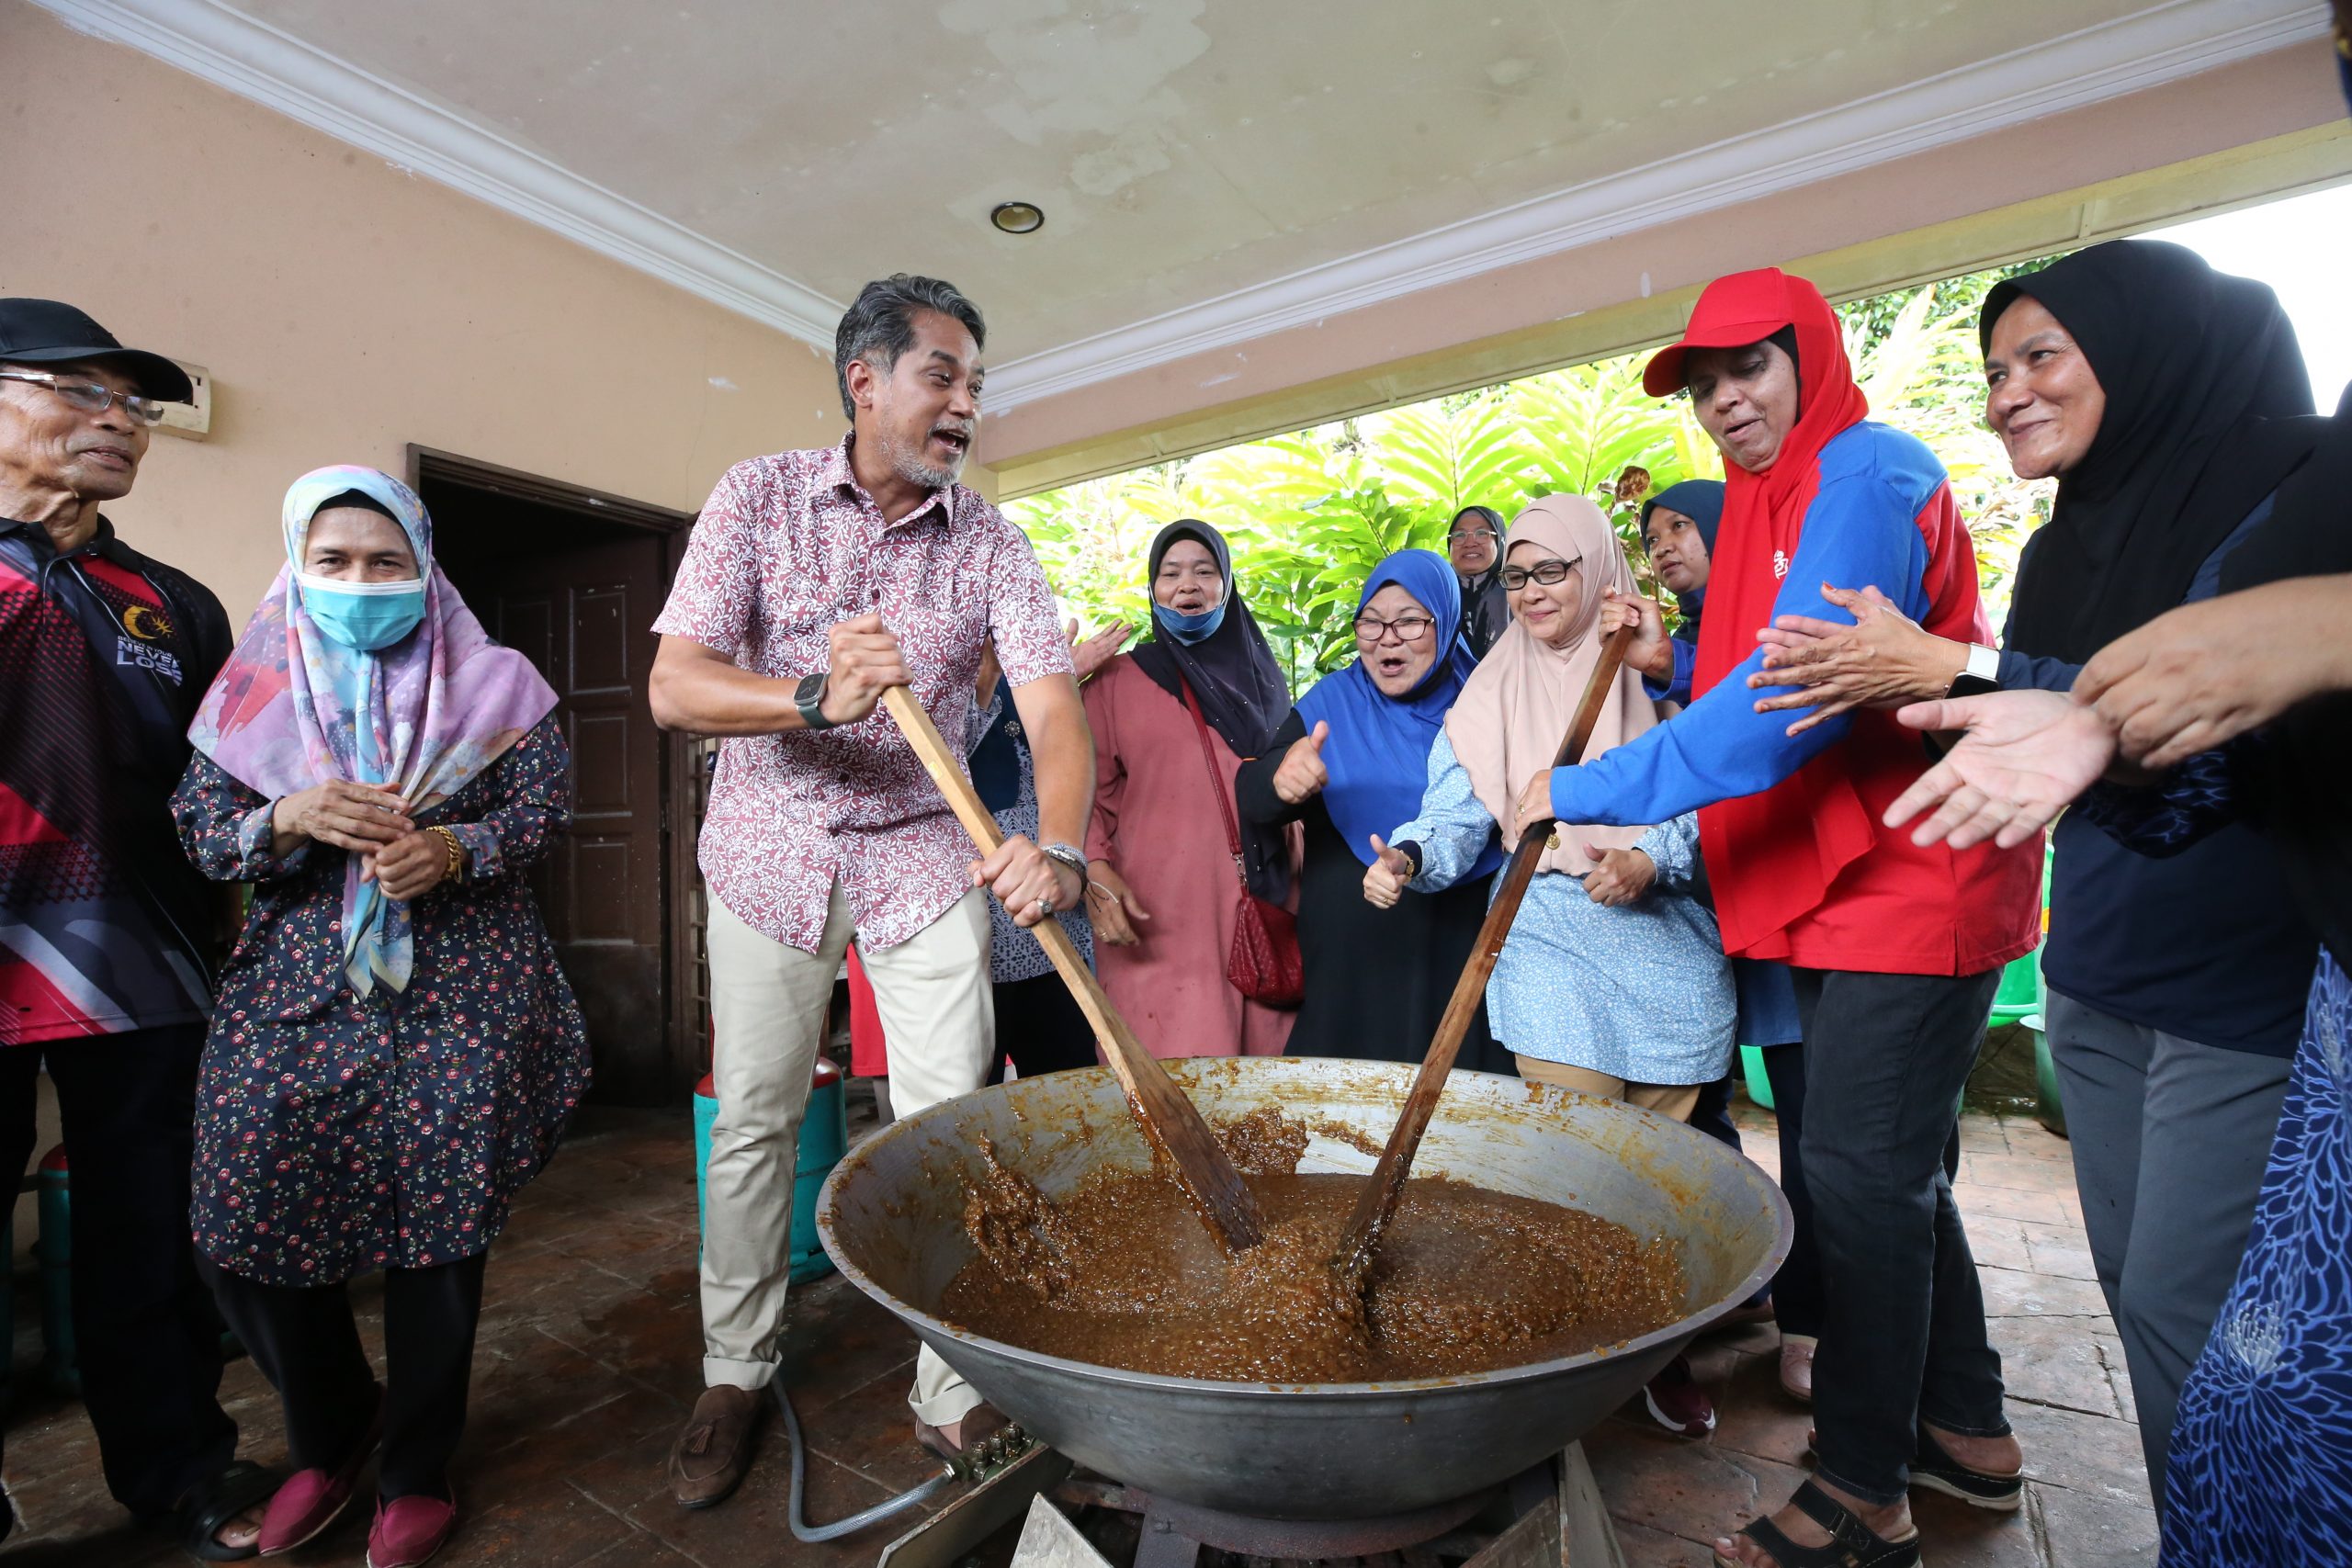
top-left (1083, 520), bottom-right (1296, 1058)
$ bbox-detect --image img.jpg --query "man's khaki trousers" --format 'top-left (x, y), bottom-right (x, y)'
top-left (701, 884), bottom-right (993, 1427)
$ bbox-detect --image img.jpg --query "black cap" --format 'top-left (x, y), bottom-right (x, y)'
top-left (0, 299), bottom-right (194, 403)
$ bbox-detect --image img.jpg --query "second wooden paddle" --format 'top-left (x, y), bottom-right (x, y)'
top-left (880, 685), bottom-right (1266, 1255)
top-left (1331, 622), bottom-right (1636, 1280)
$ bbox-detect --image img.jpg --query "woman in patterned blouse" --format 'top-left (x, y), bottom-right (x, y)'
top-left (173, 468), bottom-right (588, 1568)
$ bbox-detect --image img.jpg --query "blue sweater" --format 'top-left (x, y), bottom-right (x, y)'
top-left (1551, 422), bottom-right (1943, 829)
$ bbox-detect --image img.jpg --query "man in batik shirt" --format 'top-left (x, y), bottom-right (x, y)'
top-left (651, 275), bottom-right (1090, 1506)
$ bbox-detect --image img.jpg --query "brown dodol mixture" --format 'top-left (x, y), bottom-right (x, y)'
top-left (938, 1108), bottom-right (1684, 1382)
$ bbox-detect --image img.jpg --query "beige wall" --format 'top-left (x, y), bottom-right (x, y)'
top-left (0, 0), bottom-right (851, 617)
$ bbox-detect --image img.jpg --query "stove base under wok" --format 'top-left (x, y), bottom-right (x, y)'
top-left (876, 1440), bottom-right (1623, 1568)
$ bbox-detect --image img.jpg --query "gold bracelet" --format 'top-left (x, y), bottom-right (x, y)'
top-left (429, 826), bottom-right (465, 885)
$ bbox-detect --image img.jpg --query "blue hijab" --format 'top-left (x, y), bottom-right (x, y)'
top-left (1638, 479), bottom-right (1724, 631)
top-left (1296, 549), bottom-right (1500, 875)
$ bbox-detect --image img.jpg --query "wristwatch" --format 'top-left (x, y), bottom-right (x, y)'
top-left (1946, 643), bottom-right (2001, 700)
top-left (794, 671), bottom-right (838, 731)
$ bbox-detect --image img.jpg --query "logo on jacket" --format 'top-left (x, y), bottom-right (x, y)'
top-left (1771, 549), bottom-right (1790, 581)
top-left (120, 603), bottom-right (170, 641)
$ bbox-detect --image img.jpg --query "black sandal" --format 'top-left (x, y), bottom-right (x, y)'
top-left (167, 1459), bottom-right (281, 1562)
top-left (1910, 1421), bottom-right (2023, 1512)
top-left (1713, 1480), bottom-right (1921, 1568)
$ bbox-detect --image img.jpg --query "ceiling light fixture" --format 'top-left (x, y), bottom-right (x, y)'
top-left (989, 200), bottom-right (1046, 235)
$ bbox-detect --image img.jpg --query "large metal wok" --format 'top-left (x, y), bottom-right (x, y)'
top-left (818, 1056), bottom-right (1790, 1520)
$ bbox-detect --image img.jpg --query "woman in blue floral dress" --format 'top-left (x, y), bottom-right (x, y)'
top-left (173, 467), bottom-right (588, 1568)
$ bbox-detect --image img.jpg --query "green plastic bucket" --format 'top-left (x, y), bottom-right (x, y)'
top-left (2025, 1012), bottom-right (2067, 1137)
top-left (1989, 842), bottom-right (2056, 1029)
top-left (1738, 1044), bottom-right (1775, 1111)
top-left (694, 1056), bottom-right (843, 1284)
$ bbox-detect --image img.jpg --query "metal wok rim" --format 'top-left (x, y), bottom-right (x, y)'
top-left (815, 1058), bottom-right (1793, 1401)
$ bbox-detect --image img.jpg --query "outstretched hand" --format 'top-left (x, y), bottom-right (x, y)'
top-left (1883, 689), bottom-right (2115, 850)
top-left (2074, 580), bottom-right (2352, 770)
top-left (1748, 583), bottom-right (1963, 736)
top-left (1272, 721), bottom-right (1330, 804)
top-left (1363, 833), bottom-right (1415, 909)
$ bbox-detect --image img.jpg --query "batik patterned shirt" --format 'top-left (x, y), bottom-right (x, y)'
top-left (652, 436), bottom-right (1071, 953)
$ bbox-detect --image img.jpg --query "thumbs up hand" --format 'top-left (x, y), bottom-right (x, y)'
top-left (1273, 720), bottom-right (1331, 804)
top-left (1363, 832), bottom-right (1417, 908)
top-left (1577, 841), bottom-right (1657, 907)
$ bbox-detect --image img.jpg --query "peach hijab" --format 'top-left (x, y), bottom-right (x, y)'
top-left (1441, 495), bottom-right (1660, 874)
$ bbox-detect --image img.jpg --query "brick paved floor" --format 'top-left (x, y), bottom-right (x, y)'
top-left (2, 1087), bottom-right (2154, 1566)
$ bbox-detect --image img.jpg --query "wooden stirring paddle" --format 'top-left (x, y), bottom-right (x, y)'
top-left (1331, 623), bottom-right (1636, 1281)
top-left (880, 685), bottom-right (1266, 1255)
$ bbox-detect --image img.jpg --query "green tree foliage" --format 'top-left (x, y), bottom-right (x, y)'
top-left (1010, 264), bottom-right (2060, 695)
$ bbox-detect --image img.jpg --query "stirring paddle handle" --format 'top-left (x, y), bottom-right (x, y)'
top-left (880, 685), bottom-right (1265, 1254)
top-left (1332, 624), bottom-right (1636, 1280)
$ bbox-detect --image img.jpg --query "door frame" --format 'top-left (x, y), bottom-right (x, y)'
top-left (407, 445), bottom-right (705, 1100)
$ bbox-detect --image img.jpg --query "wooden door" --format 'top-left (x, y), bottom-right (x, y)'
top-left (467, 531), bottom-right (672, 1102)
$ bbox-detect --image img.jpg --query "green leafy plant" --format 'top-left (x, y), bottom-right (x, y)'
top-left (1008, 265), bottom-right (2059, 694)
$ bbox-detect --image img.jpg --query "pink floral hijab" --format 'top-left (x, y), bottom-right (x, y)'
top-left (187, 466), bottom-right (558, 994)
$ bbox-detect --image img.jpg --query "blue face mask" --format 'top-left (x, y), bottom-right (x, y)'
top-left (298, 572), bottom-right (427, 650)
top-left (1155, 601), bottom-right (1226, 646)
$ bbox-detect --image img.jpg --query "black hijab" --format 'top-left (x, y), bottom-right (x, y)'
top-left (1450, 505), bottom-right (1511, 659)
top-left (2218, 378), bottom-right (2351, 963)
top-left (1127, 519), bottom-right (1293, 901)
top-left (1983, 241), bottom-right (2322, 662)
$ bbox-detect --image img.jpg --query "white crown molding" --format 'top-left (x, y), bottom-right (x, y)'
top-left (983, 0), bottom-right (2332, 409)
top-left (34, 0), bottom-right (2330, 407)
top-left (29, 0), bottom-right (845, 347)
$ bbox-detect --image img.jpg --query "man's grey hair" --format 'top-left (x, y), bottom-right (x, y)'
top-left (833, 275), bottom-right (986, 422)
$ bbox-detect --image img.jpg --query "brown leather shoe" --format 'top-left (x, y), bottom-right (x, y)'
top-left (669, 1385), bottom-right (765, 1508)
top-left (914, 1402), bottom-right (1011, 1462)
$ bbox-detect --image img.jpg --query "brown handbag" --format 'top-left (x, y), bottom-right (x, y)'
top-left (1175, 675), bottom-right (1304, 1008)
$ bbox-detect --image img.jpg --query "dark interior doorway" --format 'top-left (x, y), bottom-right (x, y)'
top-left (411, 447), bottom-right (701, 1105)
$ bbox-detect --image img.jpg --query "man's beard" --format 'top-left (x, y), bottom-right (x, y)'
top-left (882, 425), bottom-right (965, 491)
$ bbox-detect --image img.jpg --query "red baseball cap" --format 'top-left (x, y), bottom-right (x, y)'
top-left (1642, 269), bottom-right (1801, 397)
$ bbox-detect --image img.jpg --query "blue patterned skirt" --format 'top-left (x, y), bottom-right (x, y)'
top-left (2166, 948), bottom-right (2352, 1563)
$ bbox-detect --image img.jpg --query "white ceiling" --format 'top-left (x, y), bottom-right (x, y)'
top-left (39, 0), bottom-right (2330, 405)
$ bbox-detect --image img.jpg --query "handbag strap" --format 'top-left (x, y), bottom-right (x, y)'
top-left (1173, 674), bottom-right (1250, 887)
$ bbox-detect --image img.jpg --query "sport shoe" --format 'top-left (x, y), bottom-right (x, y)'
top-left (1641, 1355), bottom-right (1716, 1439)
top-left (669, 1384), bottom-right (765, 1508)
top-left (365, 1494), bottom-right (456, 1568)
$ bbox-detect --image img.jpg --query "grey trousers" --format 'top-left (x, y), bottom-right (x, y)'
top-left (2044, 989), bottom-right (2291, 1512)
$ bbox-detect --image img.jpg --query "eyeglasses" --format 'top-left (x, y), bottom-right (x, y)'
top-left (1445, 526), bottom-right (1497, 543)
top-left (0, 370), bottom-right (170, 426)
top-left (1499, 558), bottom-right (1582, 591)
top-left (1352, 614), bottom-right (1436, 645)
